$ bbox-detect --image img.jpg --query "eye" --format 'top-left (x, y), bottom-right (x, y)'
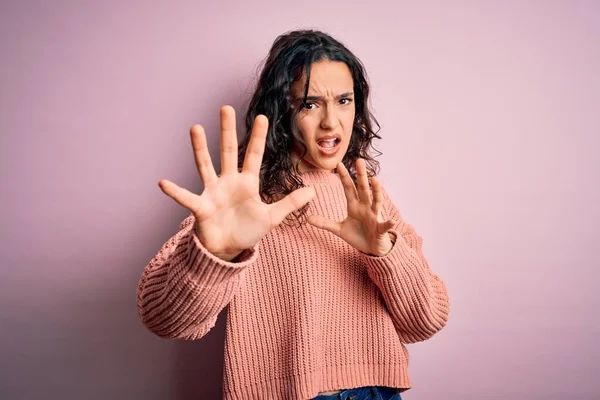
top-left (340, 98), bottom-right (353, 105)
top-left (303, 102), bottom-right (317, 110)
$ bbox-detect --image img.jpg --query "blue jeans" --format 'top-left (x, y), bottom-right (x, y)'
top-left (311, 386), bottom-right (402, 400)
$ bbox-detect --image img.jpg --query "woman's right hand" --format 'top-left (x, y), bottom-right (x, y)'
top-left (158, 105), bottom-right (315, 261)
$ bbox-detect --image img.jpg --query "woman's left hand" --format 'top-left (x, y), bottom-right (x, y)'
top-left (308, 159), bottom-right (396, 257)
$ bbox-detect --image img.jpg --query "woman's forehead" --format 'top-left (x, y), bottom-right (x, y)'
top-left (291, 60), bottom-right (353, 97)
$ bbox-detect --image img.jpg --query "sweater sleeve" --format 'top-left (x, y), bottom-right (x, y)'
top-left (136, 213), bottom-right (259, 340)
top-left (361, 189), bottom-right (450, 344)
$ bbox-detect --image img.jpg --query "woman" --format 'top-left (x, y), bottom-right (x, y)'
top-left (137, 29), bottom-right (450, 400)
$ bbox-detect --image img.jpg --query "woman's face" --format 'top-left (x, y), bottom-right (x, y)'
top-left (290, 60), bottom-right (355, 173)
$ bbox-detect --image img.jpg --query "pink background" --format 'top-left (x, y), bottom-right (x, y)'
top-left (1, 1), bottom-right (598, 399)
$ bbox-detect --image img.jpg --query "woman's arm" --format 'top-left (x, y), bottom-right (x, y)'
top-left (361, 190), bottom-right (450, 344)
top-left (136, 214), bottom-right (258, 340)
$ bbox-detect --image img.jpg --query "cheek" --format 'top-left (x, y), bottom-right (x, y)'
top-left (297, 115), bottom-right (319, 141)
top-left (343, 110), bottom-right (356, 133)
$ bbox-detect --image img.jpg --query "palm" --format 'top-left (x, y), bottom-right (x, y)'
top-left (339, 213), bottom-right (381, 255)
top-left (159, 106), bottom-right (315, 261)
top-left (308, 160), bottom-right (396, 257)
top-left (191, 173), bottom-right (276, 255)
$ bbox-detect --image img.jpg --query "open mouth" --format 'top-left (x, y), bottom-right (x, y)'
top-left (317, 136), bottom-right (342, 155)
top-left (318, 137), bottom-right (340, 148)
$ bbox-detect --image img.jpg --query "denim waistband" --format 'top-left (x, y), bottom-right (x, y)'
top-left (312, 386), bottom-right (401, 400)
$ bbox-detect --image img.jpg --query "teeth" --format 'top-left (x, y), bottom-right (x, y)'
top-left (319, 139), bottom-right (337, 148)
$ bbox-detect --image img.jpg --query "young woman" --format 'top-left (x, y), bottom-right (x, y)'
top-left (137, 29), bottom-right (450, 400)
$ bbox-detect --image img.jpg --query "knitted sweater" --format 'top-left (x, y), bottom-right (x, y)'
top-left (137, 170), bottom-right (450, 399)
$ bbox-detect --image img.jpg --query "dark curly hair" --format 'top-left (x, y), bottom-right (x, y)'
top-left (238, 29), bottom-right (382, 226)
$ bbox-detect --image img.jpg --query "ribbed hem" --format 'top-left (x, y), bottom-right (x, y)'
top-left (224, 363), bottom-right (412, 400)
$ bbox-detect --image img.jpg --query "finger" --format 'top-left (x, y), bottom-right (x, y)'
top-left (190, 124), bottom-right (218, 186)
top-left (307, 215), bottom-right (342, 236)
top-left (356, 158), bottom-right (371, 204)
top-left (335, 162), bottom-right (358, 203)
top-left (242, 114), bottom-right (268, 176)
top-left (268, 187), bottom-right (315, 226)
top-left (370, 176), bottom-right (384, 216)
top-left (158, 179), bottom-right (198, 212)
top-left (220, 105), bottom-right (238, 175)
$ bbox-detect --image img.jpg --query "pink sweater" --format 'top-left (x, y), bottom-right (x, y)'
top-left (137, 170), bottom-right (450, 399)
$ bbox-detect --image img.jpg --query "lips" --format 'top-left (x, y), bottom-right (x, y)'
top-left (317, 134), bottom-right (341, 147)
top-left (316, 134), bottom-right (342, 156)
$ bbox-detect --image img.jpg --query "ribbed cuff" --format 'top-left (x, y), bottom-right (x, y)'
top-left (181, 228), bottom-right (260, 287)
top-left (360, 229), bottom-right (426, 281)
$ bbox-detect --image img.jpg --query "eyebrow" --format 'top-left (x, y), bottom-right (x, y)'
top-left (295, 92), bottom-right (354, 102)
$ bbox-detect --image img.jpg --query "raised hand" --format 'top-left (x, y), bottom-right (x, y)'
top-left (158, 106), bottom-right (316, 261)
top-left (307, 159), bottom-right (396, 257)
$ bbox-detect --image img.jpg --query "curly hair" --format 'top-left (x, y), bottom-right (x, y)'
top-left (238, 29), bottom-right (382, 226)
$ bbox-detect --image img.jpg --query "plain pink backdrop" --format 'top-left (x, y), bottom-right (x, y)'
top-left (1, 1), bottom-right (598, 399)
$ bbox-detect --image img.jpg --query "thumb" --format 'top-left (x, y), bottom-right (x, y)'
top-left (378, 219), bottom-right (396, 235)
top-left (269, 186), bottom-right (315, 226)
top-left (307, 214), bottom-right (342, 236)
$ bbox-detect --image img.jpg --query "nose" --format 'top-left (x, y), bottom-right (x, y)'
top-left (320, 105), bottom-right (339, 130)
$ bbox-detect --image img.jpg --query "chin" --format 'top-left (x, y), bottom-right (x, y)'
top-left (299, 145), bottom-right (348, 172)
top-left (307, 156), bottom-right (342, 172)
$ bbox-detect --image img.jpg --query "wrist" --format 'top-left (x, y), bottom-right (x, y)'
top-left (192, 224), bottom-right (245, 262)
top-left (370, 232), bottom-right (396, 257)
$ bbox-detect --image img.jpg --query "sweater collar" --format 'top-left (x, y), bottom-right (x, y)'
top-left (298, 170), bottom-right (341, 185)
